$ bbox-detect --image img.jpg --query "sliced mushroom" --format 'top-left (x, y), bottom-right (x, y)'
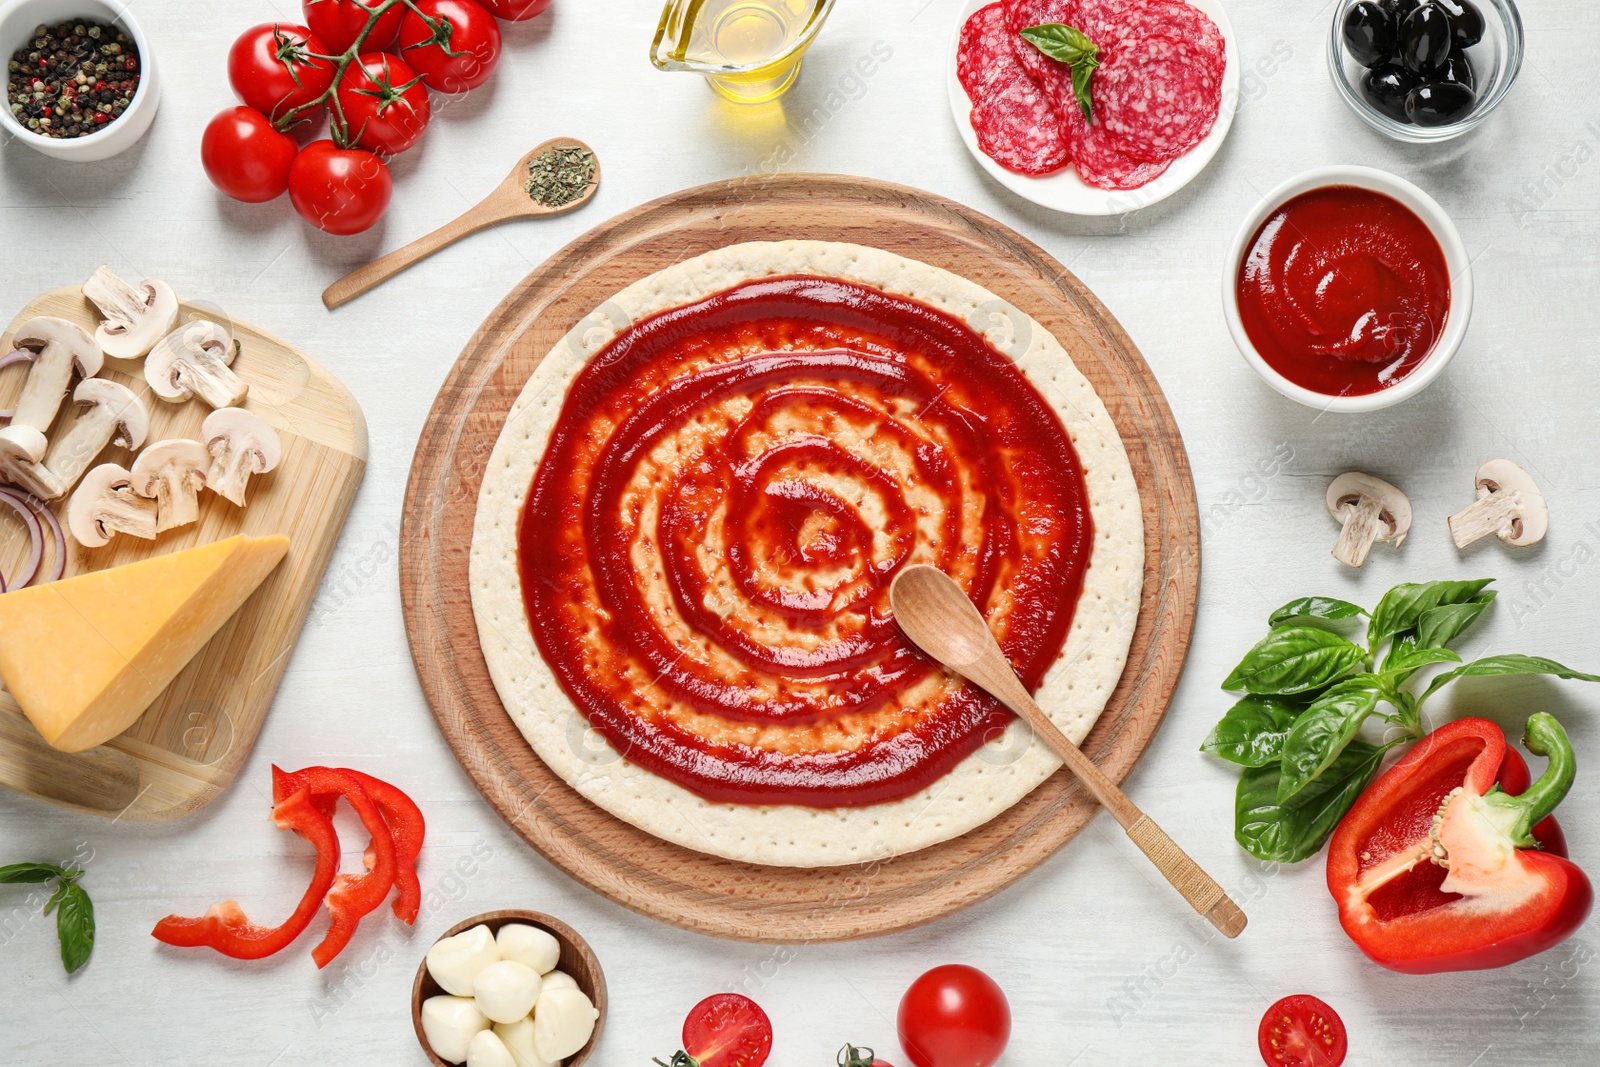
top-left (129, 439), bottom-right (210, 533)
top-left (145, 321), bottom-right (248, 409)
top-left (0, 425), bottom-right (64, 500)
top-left (1448, 460), bottom-right (1548, 549)
top-left (202, 408), bottom-right (281, 507)
top-left (6, 317), bottom-right (104, 434)
top-left (67, 463), bottom-right (158, 548)
top-left (81, 266), bottom-right (179, 360)
top-left (1327, 472), bottom-right (1412, 568)
top-left (41, 379), bottom-right (150, 498)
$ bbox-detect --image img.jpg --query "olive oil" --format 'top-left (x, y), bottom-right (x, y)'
top-left (651, 0), bottom-right (837, 104)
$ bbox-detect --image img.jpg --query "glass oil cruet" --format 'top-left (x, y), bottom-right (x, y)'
top-left (651, 0), bottom-right (839, 104)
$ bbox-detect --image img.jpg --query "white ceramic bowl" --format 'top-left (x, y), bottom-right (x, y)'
top-left (0, 0), bottom-right (160, 161)
top-left (1221, 165), bottom-right (1472, 413)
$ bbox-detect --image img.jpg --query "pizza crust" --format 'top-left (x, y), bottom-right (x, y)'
top-left (470, 241), bottom-right (1144, 867)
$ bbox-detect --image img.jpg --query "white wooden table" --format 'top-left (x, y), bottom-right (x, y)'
top-left (4, 1), bottom-right (1598, 1063)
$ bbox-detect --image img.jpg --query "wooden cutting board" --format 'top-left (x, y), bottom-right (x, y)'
top-left (400, 174), bottom-right (1199, 942)
top-left (0, 288), bottom-right (367, 821)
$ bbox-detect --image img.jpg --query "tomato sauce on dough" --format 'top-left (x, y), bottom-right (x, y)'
top-left (1236, 185), bottom-right (1450, 397)
top-left (517, 276), bottom-right (1094, 807)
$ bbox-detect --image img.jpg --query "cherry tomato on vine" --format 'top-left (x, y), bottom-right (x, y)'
top-left (201, 106), bottom-right (299, 203)
top-left (897, 966), bottom-right (1010, 1067)
top-left (479, 0), bottom-right (552, 18)
top-left (658, 994), bottom-right (772, 1067)
top-left (397, 0), bottom-right (502, 93)
top-left (335, 52), bottom-right (431, 155)
top-left (302, 0), bottom-right (406, 52)
top-left (227, 23), bottom-right (335, 121)
top-left (1258, 996), bottom-right (1347, 1067)
top-left (287, 139), bottom-right (392, 234)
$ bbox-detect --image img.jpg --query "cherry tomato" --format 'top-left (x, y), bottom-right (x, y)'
top-left (661, 994), bottom-right (772, 1067)
top-left (201, 107), bottom-right (299, 203)
top-left (479, 0), bottom-right (552, 19)
top-left (897, 966), bottom-right (1010, 1067)
top-left (227, 23), bottom-right (335, 122)
top-left (302, 0), bottom-right (406, 52)
top-left (397, 0), bottom-right (503, 93)
top-left (335, 52), bottom-right (431, 155)
top-left (838, 1044), bottom-right (894, 1067)
top-left (287, 139), bottom-right (392, 235)
top-left (1258, 995), bottom-right (1348, 1067)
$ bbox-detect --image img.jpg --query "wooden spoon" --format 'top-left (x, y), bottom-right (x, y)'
top-left (322, 137), bottom-right (600, 310)
top-left (889, 565), bottom-right (1248, 939)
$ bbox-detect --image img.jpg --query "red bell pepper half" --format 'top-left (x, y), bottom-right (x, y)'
top-left (1327, 714), bottom-right (1592, 974)
top-left (151, 787), bottom-right (340, 959)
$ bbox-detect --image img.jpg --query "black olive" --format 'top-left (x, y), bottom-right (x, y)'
top-left (1342, 2), bottom-right (1398, 68)
top-left (1406, 81), bottom-right (1477, 125)
top-left (1383, 0), bottom-right (1422, 22)
top-left (1439, 0), bottom-right (1486, 47)
top-left (1435, 51), bottom-right (1476, 93)
top-left (1399, 4), bottom-right (1454, 73)
top-left (1362, 61), bottom-right (1423, 122)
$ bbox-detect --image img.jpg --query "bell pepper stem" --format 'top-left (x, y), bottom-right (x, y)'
top-left (1483, 713), bottom-right (1576, 848)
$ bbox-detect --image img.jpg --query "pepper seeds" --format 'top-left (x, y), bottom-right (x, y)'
top-left (7, 20), bottom-right (141, 139)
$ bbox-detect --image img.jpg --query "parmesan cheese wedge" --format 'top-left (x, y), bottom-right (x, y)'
top-left (0, 534), bottom-right (289, 752)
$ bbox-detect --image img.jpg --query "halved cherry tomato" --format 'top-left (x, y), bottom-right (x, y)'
top-left (1258, 995), bottom-right (1348, 1067)
top-left (288, 139), bottom-right (392, 235)
top-left (897, 965), bottom-right (1010, 1067)
top-left (303, 0), bottom-right (406, 52)
top-left (661, 994), bottom-right (772, 1067)
top-left (335, 52), bottom-right (431, 155)
top-left (479, 0), bottom-right (552, 19)
top-left (398, 0), bottom-right (503, 93)
top-left (201, 106), bottom-right (299, 203)
top-left (228, 23), bottom-right (335, 122)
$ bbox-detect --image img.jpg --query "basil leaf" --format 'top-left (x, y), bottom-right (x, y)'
top-left (1201, 696), bottom-right (1303, 767)
top-left (1222, 625), bottom-right (1368, 695)
top-left (1368, 579), bottom-right (1494, 645)
top-left (1277, 681), bottom-right (1382, 801)
top-left (1380, 644), bottom-right (1462, 679)
top-left (0, 862), bottom-right (65, 884)
top-left (1020, 23), bottom-right (1096, 65)
top-left (1235, 741), bottom-right (1388, 863)
top-left (1422, 654), bottom-right (1600, 703)
top-left (1268, 597), bottom-right (1367, 628)
top-left (1415, 593), bottom-right (1496, 649)
top-left (54, 881), bottom-right (94, 974)
top-left (1070, 57), bottom-right (1096, 122)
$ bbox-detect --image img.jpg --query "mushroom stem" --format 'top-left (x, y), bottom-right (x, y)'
top-left (212, 441), bottom-right (266, 506)
top-left (1332, 496), bottom-right (1387, 568)
top-left (0, 428), bottom-right (65, 501)
top-left (180, 356), bottom-right (249, 410)
top-left (82, 267), bottom-right (154, 333)
top-left (88, 483), bottom-right (158, 542)
top-left (1449, 489), bottom-right (1528, 549)
top-left (146, 468), bottom-right (203, 533)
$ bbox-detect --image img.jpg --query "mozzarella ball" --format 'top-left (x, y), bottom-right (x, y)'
top-left (496, 923), bottom-right (562, 975)
top-left (421, 995), bottom-right (490, 1064)
top-left (466, 1030), bottom-right (517, 1067)
top-left (473, 960), bottom-right (544, 1025)
top-left (532, 987), bottom-right (599, 1062)
top-left (494, 1018), bottom-right (557, 1067)
top-left (427, 925), bottom-right (501, 997)
top-left (538, 970), bottom-right (578, 994)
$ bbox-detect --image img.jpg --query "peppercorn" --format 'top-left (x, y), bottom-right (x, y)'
top-left (5, 19), bottom-right (137, 138)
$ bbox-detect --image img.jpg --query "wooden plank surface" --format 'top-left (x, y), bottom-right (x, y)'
top-left (0, 288), bottom-right (368, 821)
top-left (399, 174), bottom-right (1200, 942)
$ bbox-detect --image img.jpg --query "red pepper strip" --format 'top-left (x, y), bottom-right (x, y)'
top-left (270, 765), bottom-right (398, 968)
top-left (276, 766), bottom-right (424, 925)
top-left (150, 787), bottom-right (339, 959)
top-left (1327, 715), bottom-right (1592, 974)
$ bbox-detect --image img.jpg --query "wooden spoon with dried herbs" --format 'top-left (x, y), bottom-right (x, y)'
top-left (322, 137), bottom-right (600, 310)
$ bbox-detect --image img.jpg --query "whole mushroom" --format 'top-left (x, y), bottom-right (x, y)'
top-left (129, 439), bottom-right (210, 533)
top-left (145, 321), bottom-right (249, 410)
top-left (202, 408), bottom-right (281, 507)
top-left (1448, 460), bottom-right (1548, 549)
top-left (42, 378), bottom-right (150, 498)
top-left (67, 463), bottom-right (158, 548)
top-left (5, 317), bottom-right (104, 435)
top-left (81, 266), bottom-right (179, 360)
top-left (1326, 472), bottom-right (1412, 568)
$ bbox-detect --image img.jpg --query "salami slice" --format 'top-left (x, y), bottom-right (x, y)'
top-left (1094, 32), bottom-right (1221, 162)
top-left (1004, 0), bottom-right (1077, 86)
top-left (959, 3), bottom-right (1017, 97)
top-left (1115, 0), bottom-right (1225, 71)
top-left (1064, 101), bottom-right (1171, 190)
top-left (973, 69), bottom-right (1072, 175)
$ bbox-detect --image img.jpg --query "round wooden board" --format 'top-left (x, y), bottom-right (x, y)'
top-left (400, 174), bottom-right (1199, 943)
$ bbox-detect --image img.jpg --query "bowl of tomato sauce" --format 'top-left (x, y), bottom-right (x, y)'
top-left (1223, 165), bottom-right (1471, 412)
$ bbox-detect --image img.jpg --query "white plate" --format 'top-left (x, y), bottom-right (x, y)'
top-left (946, 0), bottom-right (1240, 216)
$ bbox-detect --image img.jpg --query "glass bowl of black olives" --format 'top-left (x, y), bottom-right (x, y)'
top-left (1329, 0), bottom-right (1523, 141)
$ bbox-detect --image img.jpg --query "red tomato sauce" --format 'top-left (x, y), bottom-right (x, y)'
top-left (1236, 185), bottom-right (1450, 397)
top-left (517, 276), bottom-right (1093, 807)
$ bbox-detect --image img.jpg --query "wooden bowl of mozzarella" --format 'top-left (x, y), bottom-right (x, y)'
top-left (411, 909), bottom-right (607, 1066)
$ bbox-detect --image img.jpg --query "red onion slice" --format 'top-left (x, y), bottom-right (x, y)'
top-left (0, 487), bottom-right (44, 592)
top-left (0, 349), bottom-right (38, 421)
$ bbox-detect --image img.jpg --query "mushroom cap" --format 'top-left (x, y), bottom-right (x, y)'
top-left (0, 423), bottom-right (49, 465)
top-left (1326, 471), bottom-right (1413, 539)
top-left (71, 377), bottom-right (150, 451)
top-left (67, 463), bottom-right (134, 548)
top-left (144, 320), bottom-right (234, 402)
top-left (14, 316), bottom-right (104, 380)
top-left (93, 278), bottom-right (179, 361)
top-left (202, 407), bottom-right (282, 473)
top-left (129, 438), bottom-right (211, 495)
top-left (1476, 459), bottom-right (1547, 546)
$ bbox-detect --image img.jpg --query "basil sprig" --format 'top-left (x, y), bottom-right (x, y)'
top-left (1202, 578), bottom-right (1600, 863)
top-left (1019, 23), bottom-right (1099, 122)
top-left (0, 862), bottom-right (96, 973)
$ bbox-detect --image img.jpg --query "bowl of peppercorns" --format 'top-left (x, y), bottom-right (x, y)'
top-left (0, 0), bottom-right (159, 160)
